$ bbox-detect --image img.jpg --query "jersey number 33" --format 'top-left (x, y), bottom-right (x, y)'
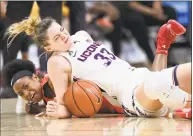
top-left (77, 42), bottom-right (116, 67)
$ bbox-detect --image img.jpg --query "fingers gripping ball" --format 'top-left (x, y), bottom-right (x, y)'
top-left (64, 80), bottom-right (103, 117)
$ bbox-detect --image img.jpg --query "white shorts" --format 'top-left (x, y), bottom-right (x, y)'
top-left (117, 66), bottom-right (179, 117)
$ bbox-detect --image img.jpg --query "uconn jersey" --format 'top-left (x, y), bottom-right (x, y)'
top-left (57, 39), bottom-right (133, 102)
top-left (55, 33), bottom-right (169, 117)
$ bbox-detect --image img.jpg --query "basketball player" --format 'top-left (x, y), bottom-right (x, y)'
top-left (2, 58), bottom-right (191, 118)
top-left (5, 17), bottom-right (191, 119)
top-left (2, 59), bottom-right (124, 114)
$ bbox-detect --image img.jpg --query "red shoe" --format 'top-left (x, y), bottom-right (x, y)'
top-left (156, 20), bottom-right (186, 55)
top-left (174, 108), bottom-right (192, 119)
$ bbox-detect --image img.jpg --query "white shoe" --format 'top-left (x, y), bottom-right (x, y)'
top-left (16, 96), bottom-right (25, 115)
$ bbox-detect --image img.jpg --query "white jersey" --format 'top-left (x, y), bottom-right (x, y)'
top-left (56, 36), bottom-right (171, 117)
top-left (57, 39), bottom-right (133, 101)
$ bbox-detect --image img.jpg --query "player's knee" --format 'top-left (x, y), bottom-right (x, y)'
top-left (143, 71), bottom-right (172, 100)
top-left (144, 69), bottom-right (189, 110)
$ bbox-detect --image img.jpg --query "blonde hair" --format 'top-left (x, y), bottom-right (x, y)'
top-left (5, 17), bottom-right (55, 48)
top-left (5, 17), bottom-right (40, 48)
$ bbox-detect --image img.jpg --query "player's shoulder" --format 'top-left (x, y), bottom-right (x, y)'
top-left (75, 30), bottom-right (90, 36)
top-left (47, 55), bottom-right (71, 72)
top-left (72, 30), bottom-right (93, 42)
top-left (75, 30), bottom-right (89, 35)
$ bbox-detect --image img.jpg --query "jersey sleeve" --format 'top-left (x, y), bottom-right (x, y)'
top-left (72, 30), bottom-right (93, 42)
top-left (41, 75), bottom-right (55, 103)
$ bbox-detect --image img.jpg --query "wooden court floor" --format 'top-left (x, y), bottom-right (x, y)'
top-left (1, 99), bottom-right (191, 136)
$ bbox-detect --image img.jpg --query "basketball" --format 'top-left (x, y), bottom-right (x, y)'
top-left (64, 80), bottom-right (103, 118)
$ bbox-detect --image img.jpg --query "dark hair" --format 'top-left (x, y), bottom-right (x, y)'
top-left (6, 17), bottom-right (55, 48)
top-left (2, 59), bottom-right (36, 87)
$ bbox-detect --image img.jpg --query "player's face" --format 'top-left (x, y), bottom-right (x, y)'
top-left (13, 75), bottom-right (43, 103)
top-left (45, 22), bottom-right (74, 52)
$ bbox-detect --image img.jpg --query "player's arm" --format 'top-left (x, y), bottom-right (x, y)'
top-left (25, 102), bottom-right (46, 114)
top-left (47, 55), bottom-right (72, 118)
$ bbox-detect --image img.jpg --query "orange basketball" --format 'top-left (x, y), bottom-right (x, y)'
top-left (64, 80), bottom-right (103, 118)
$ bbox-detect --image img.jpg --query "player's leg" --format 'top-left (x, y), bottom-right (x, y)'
top-left (135, 62), bottom-right (191, 117)
top-left (141, 35), bottom-right (171, 112)
top-left (151, 20), bottom-right (191, 118)
top-left (99, 19), bottom-right (174, 115)
top-left (176, 63), bottom-right (191, 94)
top-left (152, 54), bottom-right (167, 71)
top-left (136, 65), bottom-right (192, 118)
top-left (98, 93), bottom-right (124, 114)
top-left (145, 53), bottom-right (173, 112)
top-left (152, 19), bottom-right (186, 71)
top-left (170, 95), bottom-right (191, 119)
top-left (132, 20), bottom-right (190, 116)
top-left (100, 51), bottom-right (169, 114)
top-left (152, 62), bottom-right (191, 96)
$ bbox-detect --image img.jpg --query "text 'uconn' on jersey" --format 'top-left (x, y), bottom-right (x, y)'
top-left (77, 42), bottom-right (102, 62)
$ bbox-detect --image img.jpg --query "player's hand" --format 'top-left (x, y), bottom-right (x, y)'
top-left (35, 112), bottom-right (49, 118)
top-left (25, 101), bottom-right (41, 114)
top-left (46, 101), bottom-right (71, 119)
top-left (156, 20), bottom-right (186, 55)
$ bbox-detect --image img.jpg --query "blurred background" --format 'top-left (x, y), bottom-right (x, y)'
top-left (0, 1), bottom-right (192, 98)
